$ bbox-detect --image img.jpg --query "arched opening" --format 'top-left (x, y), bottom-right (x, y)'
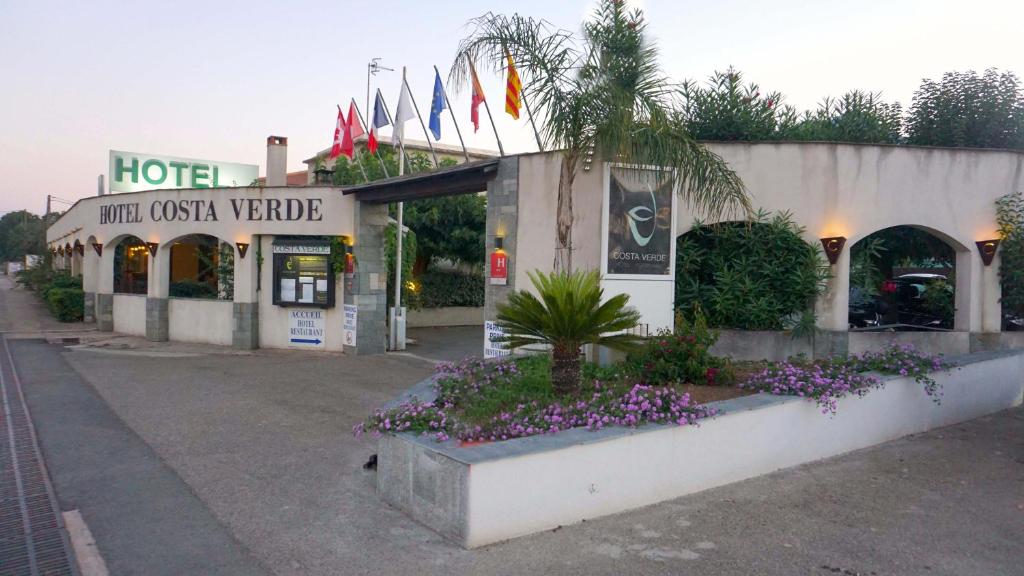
top-left (113, 235), bottom-right (149, 294)
top-left (167, 234), bottom-right (233, 300)
top-left (848, 225), bottom-right (959, 331)
top-left (675, 212), bottom-right (828, 331)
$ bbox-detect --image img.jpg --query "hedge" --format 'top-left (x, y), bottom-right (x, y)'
top-left (417, 270), bottom-right (485, 308)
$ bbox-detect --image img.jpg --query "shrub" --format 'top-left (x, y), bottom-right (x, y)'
top-left (906, 69), bottom-right (1024, 150)
top-left (45, 287), bottom-right (84, 322)
top-left (680, 68), bottom-right (796, 142)
top-left (416, 270), bottom-right (485, 308)
top-left (496, 269), bottom-right (642, 395)
top-left (675, 210), bottom-right (830, 330)
top-left (626, 306), bottom-right (734, 386)
top-left (997, 191), bottom-right (1024, 318)
top-left (169, 280), bottom-right (217, 299)
top-left (791, 91), bottom-right (903, 144)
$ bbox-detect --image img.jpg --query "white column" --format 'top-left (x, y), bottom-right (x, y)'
top-left (816, 247), bottom-right (851, 331)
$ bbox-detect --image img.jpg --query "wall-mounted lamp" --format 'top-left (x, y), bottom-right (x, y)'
top-left (74, 243), bottom-right (84, 256)
top-left (819, 236), bottom-right (847, 265)
top-left (146, 242), bottom-right (159, 257)
top-left (494, 236), bottom-right (504, 251)
top-left (236, 242), bottom-right (250, 259)
top-left (57, 246), bottom-right (64, 256)
top-left (92, 243), bottom-right (103, 257)
top-left (64, 243), bottom-right (72, 255)
top-left (50, 248), bottom-right (57, 256)
top-left (976, 239), bottom-right (1000, 266)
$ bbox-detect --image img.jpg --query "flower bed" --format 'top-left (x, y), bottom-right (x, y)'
top-left (355, 356), bottom-right (717, 443)
top-left (358, 343), bottom-right (955, 445)
top-left (741, 343), bottom-right (953, 414)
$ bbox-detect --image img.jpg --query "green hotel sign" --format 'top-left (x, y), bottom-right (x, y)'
top-left (108, 150), bottom-right (259, 193)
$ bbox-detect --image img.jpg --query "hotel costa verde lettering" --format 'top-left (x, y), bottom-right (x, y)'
top-left (109, 150), bottom-right (259, 193)
top-left (98, 198), bottom-right (324, 224)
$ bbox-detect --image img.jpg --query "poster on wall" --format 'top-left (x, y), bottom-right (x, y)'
top-left (272, 243), bottom-right (334, 307)
top-left (604, 166), bottom-right (674, 277)
top-left (483, 321), bottom-right (510, 359)
top-left (343, 304), bottom-right (358, 347)
top-left (288, 309), bottom-right (325, 348)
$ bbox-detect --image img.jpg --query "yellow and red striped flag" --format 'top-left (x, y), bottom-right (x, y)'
top-left (504, 52), bottom-right (521, 120)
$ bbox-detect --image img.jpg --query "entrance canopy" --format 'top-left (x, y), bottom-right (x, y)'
top-left (342, 158), bottom-right (499, 203)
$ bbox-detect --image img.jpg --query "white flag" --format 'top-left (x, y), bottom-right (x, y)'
top-left (392, 80), bottom-right (415, 146)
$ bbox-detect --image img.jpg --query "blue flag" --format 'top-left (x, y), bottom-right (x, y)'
top-left (429, 70), bottom-right (446, 141)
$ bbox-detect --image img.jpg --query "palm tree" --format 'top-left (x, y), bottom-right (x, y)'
top-left (451, 0), bottom-right (751, 272)
top-left (496, 269), bottom-right (642, 395)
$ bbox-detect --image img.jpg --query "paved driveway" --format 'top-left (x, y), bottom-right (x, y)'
top-left (11, 340), bottom-right (1022, 576)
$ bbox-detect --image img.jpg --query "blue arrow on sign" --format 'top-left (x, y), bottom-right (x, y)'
top-left (290, 338), bottom-right (322, 345)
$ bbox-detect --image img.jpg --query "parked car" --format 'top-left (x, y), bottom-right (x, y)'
top-left (849, 273), bottom-right (954, 330)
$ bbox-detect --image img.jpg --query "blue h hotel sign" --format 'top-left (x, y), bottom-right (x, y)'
top-left (109, 150), bottom-right (259, 193)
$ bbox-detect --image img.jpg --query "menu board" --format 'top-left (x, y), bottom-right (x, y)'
top-left (272, 243), bottom-right (334, 308)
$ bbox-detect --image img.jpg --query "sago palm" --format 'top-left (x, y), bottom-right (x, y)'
top-left (451, 0), bottom-right (751, 272)
top-left (496, 269), bottom-right (642, 395)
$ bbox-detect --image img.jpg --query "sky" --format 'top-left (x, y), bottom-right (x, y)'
top-left (2, 0), bottom-right (1022, 215)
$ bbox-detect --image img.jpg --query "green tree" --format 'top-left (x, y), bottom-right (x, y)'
top-left (402, 194), bottom-right (486, 272)
top-left (680, 68), bottom-right (797, 141)
top-left (906, 69), bottom-right (1024, 149)
top-left (451, 1), bottom-right (749, 272)
top-left (496, 270), bottom-right (641, 395)
top-left (0, 210), bottom-right (48, 262)
top-left (996, 191), bottom-right (1024, 318)
top-left (792, 91), bottom-right (903, 144)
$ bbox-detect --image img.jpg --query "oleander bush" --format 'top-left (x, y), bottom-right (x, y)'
top-left (417, 270), bottom-right (485, 308)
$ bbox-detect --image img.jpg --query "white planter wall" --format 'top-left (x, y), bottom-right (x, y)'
top-left (111, 294), bottom-right (146, 336)
top-left (168, 298), bottom-right (233, 346)
top-left (378, 350), bottom-right (1024, 548)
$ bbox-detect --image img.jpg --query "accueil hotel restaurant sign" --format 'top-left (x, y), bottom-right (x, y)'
top-left (101, 150), bottom-right (323, 225)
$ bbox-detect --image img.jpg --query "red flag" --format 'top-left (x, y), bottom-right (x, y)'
top-left (340, 101), bottom-right (365, 159)
top-left (469, 59), bottom-right (485, 133)
top-left (330, 106), bottom-right (345, 159)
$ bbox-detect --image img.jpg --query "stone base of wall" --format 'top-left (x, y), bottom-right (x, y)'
top-left (232, 302), bottom-right (259, 349)
top-left (83, 291), bottom-right (96, 323)
top-left (96, 294), bottom-right (113, 332)
top-left (145, 297), bottom-right (169, 342)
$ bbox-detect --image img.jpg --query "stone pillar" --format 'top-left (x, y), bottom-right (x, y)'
top-left (955, 248), bottom-right (977, 333)
top-left (83, 292), bottom-right (96, 324)
top-left (484, 157), bottom-right (519, 324)
top-left (96, 293), bottom-right (114, 332)
top-left (232, 237), bottom-right (259, 349)
top-left (96, 240), bottom-right (115, 331)
top-left (344, 202), bottom-right (388, 355)
top-left (145, 243), bottom-right (171, 342)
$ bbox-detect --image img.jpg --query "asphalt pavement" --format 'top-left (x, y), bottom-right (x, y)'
top-left (3, 275), bottom-right (1023, 575)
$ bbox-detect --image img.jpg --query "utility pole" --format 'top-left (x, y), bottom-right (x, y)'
top-left (366, 58), bottom-right (394, 134)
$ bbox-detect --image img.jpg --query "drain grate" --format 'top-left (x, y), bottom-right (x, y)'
top-left (0, 336), bottom-right (78, 576)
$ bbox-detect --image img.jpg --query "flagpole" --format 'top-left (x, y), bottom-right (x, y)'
top-left (403, 74), bottom-right (439, 168)
top-left (392, 68), bottom-right (408, 351)
top-left (377, 88), bottom-right (413, 174)
top-left (434, 65), bottom-right (470, 163)
top-left (343, 104), bottom-right (371, 183)
top-left (469, 58), bottom-right (505, 156)
top-left (351, 98), bottom-right (390, 178)
top-left (521, 86), bottom-right (545, 152)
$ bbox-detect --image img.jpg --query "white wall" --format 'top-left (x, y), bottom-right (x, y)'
top-left (508, 144), bottom-right (1024, 335)
top-left (256, 235), bottom-right (347, 352)
top-left (112, 294), bottom-right (146, 336)
top-left (168, 298), bottom-right (233, 346)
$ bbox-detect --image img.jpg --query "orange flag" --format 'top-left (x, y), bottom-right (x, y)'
top-left (469, 59), bottom-right (486, 133)
top-left (504, 52), bottom-right (521, 120)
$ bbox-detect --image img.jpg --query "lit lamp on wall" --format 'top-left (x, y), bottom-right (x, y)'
top-left (74, 242), bottom-right (84, 256)
top-left (976, 239), bottom-right (1000, 266)
top-left (146, 242), bottom-right (159, 257)
top-left (236, 242), bottom-right (250, 259)
top-left (819, 236), bottom-right (847, 265)
top-left (92, 243), bottom-right (103, 257)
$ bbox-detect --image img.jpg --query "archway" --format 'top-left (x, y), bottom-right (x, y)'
top-left (112, 235), bottom-right (148, 294)
top-left (165, 234), bottom-right (233, 300)
top-left (847, 225), bottom-right (962, 331)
